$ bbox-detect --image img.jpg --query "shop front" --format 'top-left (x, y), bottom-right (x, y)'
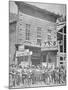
top-left (25, 45), bottom-right (41, 66)
top-left (41, 50), bottom-right (57, 68)
top-left (15, 49), bottom-right (32, 67)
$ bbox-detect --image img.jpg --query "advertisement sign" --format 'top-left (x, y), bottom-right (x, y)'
top-left (16, 49), bottom-right (32, 57)
top-left (18, 45), bottom-right (24, 50)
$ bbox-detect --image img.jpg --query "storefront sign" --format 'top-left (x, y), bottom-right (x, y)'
top-left (42, 41), bottom-right (57, 47)
top-left (18, 45), bottom-right (24, 50)
top-left (41, 41), bottom-right (58, 51)
top-left (16, 50), bottom-right (32, 57)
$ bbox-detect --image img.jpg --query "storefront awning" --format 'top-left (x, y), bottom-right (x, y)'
top-left (41, 47), bottom-right (58, 51)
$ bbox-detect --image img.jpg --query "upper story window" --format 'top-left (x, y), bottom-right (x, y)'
top-left (60, 62), bottom-right (63, 64)
top-left (26, 24), bottom-right (30, 40)
top-left (60, 45), bottom-right (63, 52)
top-left (60, 57), bottom-right (63, 61)
top-left (19, 28), bottom-right (22, 31)
top-left (37, 27), bottom-right (41, 45)
top-left (48, 35), bottom-right (51, 41)
top-left (37, 39), bottom-right (41, 46)
top-left (48, 29), bottom-right (52, 33)
top-left (37, 27), bottom-right (41, 38)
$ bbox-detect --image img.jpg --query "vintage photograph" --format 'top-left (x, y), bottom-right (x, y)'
top-left (9, 1), bottom-right (66, 88)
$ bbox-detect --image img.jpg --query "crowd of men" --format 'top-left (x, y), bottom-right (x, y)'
top-left (9, 64), bottom-right (66, 88)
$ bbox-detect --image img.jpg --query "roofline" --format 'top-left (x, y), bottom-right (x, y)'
top-left (15, 1), bottom-right (60, 22)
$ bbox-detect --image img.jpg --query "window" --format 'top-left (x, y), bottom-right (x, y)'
top-left (59, 40), bottom-right (63, 45)
top-left (26, 24), bottom-right (30, 40)
top-left (37, 39), bottom-right (41, 45)
top-left (48, 29), bottom-right (51, 33)
top-left (64, 57), bottom-right (66, 61)
top-left (17, 56), bottom-right (24, 65)
top-left (43, 55), bottom-right (46, 62)
top-left (60, 62), bottom-right (63, 64)
top-left (37, 27), bottom-right (41, 45)
top-left (60, 57), bottom-right (63, 61)
top-left (37, 27), bottom-right (41, 38)
top-left (48, 35), bottom-right (51, 41)
top-left (60, 45), bottom-right (63, 52)
top-left (48, 58), bottom-right (51, 63)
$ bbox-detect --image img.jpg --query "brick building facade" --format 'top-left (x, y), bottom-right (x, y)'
top-left (15, 2), bottom-right (60, 67)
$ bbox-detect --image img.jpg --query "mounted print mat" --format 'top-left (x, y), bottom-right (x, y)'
top-left (9, 1), bottom-right (66, 89)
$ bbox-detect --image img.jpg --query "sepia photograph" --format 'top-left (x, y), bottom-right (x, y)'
top-left (9, 1), bottom-right (66, 89)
